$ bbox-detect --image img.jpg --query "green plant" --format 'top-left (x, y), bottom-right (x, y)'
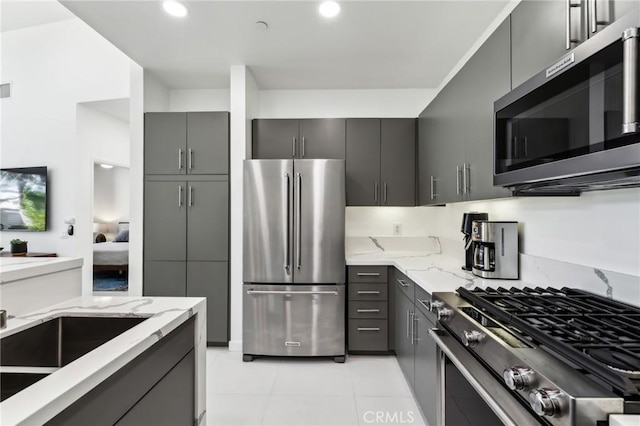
top-left (10, 239), bottom-right (27, 245)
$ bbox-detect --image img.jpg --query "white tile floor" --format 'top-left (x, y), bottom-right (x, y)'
top-left (206, 348), bottom-right (427, 426)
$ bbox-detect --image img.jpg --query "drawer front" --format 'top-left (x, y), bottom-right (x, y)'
top-left (348, 319), bottom-right (388, 352)
top-left (348, 283), bottom-right (388, 301)
top-left (348, 266), bottom-right (388, 283)
top-left (414, 281), bottom-right (437, 324)
top-left (348, 301), bottom-right (388, 319)
top-left (393, 268), bottom-right (414, 300)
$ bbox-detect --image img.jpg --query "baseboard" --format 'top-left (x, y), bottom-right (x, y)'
top-left (228, 340), bottom-right (242, 352)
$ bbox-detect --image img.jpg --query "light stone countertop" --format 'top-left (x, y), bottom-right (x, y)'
top-left (0, 296), bottom-right (207, 426)
top-left (0, 256), bottom-right (83, 284)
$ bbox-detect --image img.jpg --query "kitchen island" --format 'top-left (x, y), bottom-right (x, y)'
top-left (0, 295), bottom-right (206, 425)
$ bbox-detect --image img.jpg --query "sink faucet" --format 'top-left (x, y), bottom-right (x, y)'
top-left (0, 309), bottom-right (7, 329)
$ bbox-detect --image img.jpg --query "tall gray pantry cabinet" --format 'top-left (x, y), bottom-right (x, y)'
top-left (143, 112), bottom-right (229, 344)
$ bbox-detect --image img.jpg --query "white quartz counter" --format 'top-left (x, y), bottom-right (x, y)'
top-left (0, 256), bottom-right (83, 284)
top-left (0, 296), bottom-right (207, 426)
top-left (609, 414), bottom-right (640, 426)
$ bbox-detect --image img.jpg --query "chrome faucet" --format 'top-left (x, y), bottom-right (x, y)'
top-left (0, 309), bottom-right (7, 329)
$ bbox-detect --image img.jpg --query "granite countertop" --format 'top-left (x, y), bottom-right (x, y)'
top-left (0, 257), bottom-right (83, 284)
top-left (0, 296), bottom-right (207, 426)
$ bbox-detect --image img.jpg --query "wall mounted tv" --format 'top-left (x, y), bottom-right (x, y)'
top-left (0, 167), bottom-right (48, 231)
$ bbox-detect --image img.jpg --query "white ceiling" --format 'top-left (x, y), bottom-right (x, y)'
top-left (6, 0), bottom-right (511, 90)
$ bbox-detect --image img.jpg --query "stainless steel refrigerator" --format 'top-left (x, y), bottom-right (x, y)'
top-left (243, 159), bottom-right (345, 362)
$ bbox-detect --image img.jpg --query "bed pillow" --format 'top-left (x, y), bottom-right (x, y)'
top-left (114, 229), bottom-right (129, 242)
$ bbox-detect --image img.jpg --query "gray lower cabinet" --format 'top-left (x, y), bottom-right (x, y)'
top-left (394, 278), bottom-right (414, 390)
top-left (144, 261), bottom-right (186, 296)
top-left (186, 261), bottom-right (228, 344)
top-left (414, 288), bottom-right (439, 426)
top-left (145, 112), bottom-right (229, 175)
top-left (347, 266), bottom-right (390, 353)
top-left (418, 16), bottom-right (511, 205)
top-left (187, 181), bottom-right (229, 261)
top-left (346, 118), bottom-right (416, 206)
top-left (47, 317), bottom-right (195, 426)
top-left (144, 180), bottom-right (187, 261)
top-left (252, 119), bottom-right (346, 160)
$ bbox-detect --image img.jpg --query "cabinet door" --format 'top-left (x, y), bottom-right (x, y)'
top-left (380, 119), bottom-right (416, 206)
top-left (511, 0), bottom-right (576, 89)
top-left (144, 261), bottom-right (186, 296)
top-left (394, 283), bottom-right (414, 390)
top-left (462, 17), bottom-right (512, 201)
top-left (187, 261), bottom-right (228, 343)
top-left (252, 119), bottom-right (299, 159)
top-left (144, 113), bottom-right (187, 175)
top-left (414, 309), bottom-right (439, 426)
top-left (346, 119), bottom-right (381, 206)
top-left (187, 112), bottom-right (229, 175)
top-left (144, 180), bottom-right (186, 261)
top-left (299, 119), bottom-right (346, 159)
top-left (187, 180), bottom-right (228, 261)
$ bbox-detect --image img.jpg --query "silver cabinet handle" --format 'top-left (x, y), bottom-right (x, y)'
top-left (357, 327), bottom-right (381, 331)
top-left (406, 309), bottom-right (410, 338)
top-left (374, 181), bottom-right (379, 204)
top-left (456, 165), bottom-right (462, 195)
top-left (357, 309), bottom-right (381, 313)
top-left (622, 28), bottom-right (639, 135)
top-left (463, 163), bottom-right (470, 194)
top-left (397, 279), bottom-right (409, 288)
top-left (247, 290), bottom-right (338, 295)
top-left (295, 173), bottom-right (302, 269)
top-left (383, 182), bottom-right (388, 204)
top-left (357, 291), bottom-right (380, 295)
top-left (188, 148), bottom-right (194, 170)
top-left (417, 299), bottom-right (431, 312)
top-left (589, 0), bottom-right (608, 34)
top-left (292, 137), bottom-right (297, 158)
top-left (413, 315), bottom-right (419, 344)
top-left (430, 176), bottom-right (437, 200)
top-left (178, 185), bottom-right (183, 207)
top-left (188, 185), bottom-right (193, 206)
top-left (301, 136), bottom-right (305, 158)
top-left (284, 173), bottom-right (291, 271)
top-left (565, 0), bottom-right (582, 50)
top-left (357, 272), bottom-right (380, 277)
top-left (409, 311), bottom-right (415, 345)
top-left (178, 148), bottom-right (183, 170)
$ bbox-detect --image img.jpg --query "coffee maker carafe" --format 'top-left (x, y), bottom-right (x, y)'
top-left (461, 212), bottom-right (488, 271)
top-left (471, 221), bottom-right (519, 279)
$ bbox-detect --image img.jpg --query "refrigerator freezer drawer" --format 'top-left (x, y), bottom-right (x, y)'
top-left (243, 284), bottom-right (345, 357)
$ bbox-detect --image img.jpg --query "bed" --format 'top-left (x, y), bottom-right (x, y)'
top-left (93, 222), bottom-right (129, 272)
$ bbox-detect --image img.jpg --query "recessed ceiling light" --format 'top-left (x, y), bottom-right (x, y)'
top-left (319, 1), bottom-right (340, 18)
top-left (100, 164), bottom-right (114, 169)
top-left (163, 0), bottom-right (188, 18)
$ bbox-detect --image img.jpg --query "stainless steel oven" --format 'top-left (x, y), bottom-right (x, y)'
top-left (494, 8), bottom-right (640, 193)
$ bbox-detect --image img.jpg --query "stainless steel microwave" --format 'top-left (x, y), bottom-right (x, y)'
top-left (494, 8), bottom-right (639, 194)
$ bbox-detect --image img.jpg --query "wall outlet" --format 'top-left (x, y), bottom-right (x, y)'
top-left (393, 223), bottom-right (402, 236)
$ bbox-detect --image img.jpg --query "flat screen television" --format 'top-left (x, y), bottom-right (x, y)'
top-left (0, 167), bottom-right (48, 231)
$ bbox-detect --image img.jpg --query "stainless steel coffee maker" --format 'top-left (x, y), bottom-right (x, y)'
top-left (471, 221), bottom-right (519, 279)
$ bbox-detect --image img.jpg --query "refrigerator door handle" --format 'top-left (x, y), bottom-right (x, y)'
top-left (296, 172), bottom-right (302, 270)
top-left (284, 173), bottom-right (291, 271)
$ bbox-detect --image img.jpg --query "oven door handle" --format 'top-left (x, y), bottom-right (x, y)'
top-left (429, 328), bottom-right (541, 426)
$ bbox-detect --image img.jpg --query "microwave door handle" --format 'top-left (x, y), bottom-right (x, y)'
top-left (622, 28), bottom-right (639, 135)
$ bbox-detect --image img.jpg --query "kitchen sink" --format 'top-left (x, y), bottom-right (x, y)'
top-left (0, 316), bottom-right (146, 368)
top-left (0, 372), bottom-right (50, 402)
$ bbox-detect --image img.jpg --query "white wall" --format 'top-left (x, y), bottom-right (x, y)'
top-left (170, 89), bottom-right (230, 112)
top-left (129, 62), bottom-right (145, 296)
top-left (346, 188), bottom-right (640, 277)
top-left (0, 19), bottom-right (132, 264)
top-left (143, 70), bottom-right (170, 112)
top-left (258, 89), bottom-right (437, 118)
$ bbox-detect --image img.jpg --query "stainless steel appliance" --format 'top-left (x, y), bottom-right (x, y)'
top-left (494, 8), bottom-right (640, 193)
top-left (430, 287), bottom-right (640, 426)
top-left (461, 212), bottom-right (488, 271)
top-left (243, 159), bottom-right (346, 362)
top-left (471, 221), bottom-right (518, 280)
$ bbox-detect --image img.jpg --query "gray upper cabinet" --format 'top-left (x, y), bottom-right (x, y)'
top-left (252, 119), bottom-right (346, 159)
top-left (186, 180), bottom-right (229, 262)
top-left (380, 119), bottom-right (416, 206)
top-left (418, 17), bottom-right (510, 205)
top-left (511, 0), bottom-right (639, 89)
top-left (145, 112), bottom-right (229, 175)
top-left (346, 119), bottom-right (381, 206)
top-left (144, 180), bottom-right (187, 261)
top-left (347, 118), bottom-right (416, 206)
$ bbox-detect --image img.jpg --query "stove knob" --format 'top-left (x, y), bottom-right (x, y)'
top-left (429, 300), bottom-right (443, 312)
top-left (528, 389), bottom-right (562, 417)
top-left (503, 367), bottom-right (534, 391)
top-left (461, 330), bottom-right (485, 347)
top-left (435, 307), bottom-right (453, 321)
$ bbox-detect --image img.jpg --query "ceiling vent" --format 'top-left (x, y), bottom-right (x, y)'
top-left (0, 83), bottom-right (11, 99)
